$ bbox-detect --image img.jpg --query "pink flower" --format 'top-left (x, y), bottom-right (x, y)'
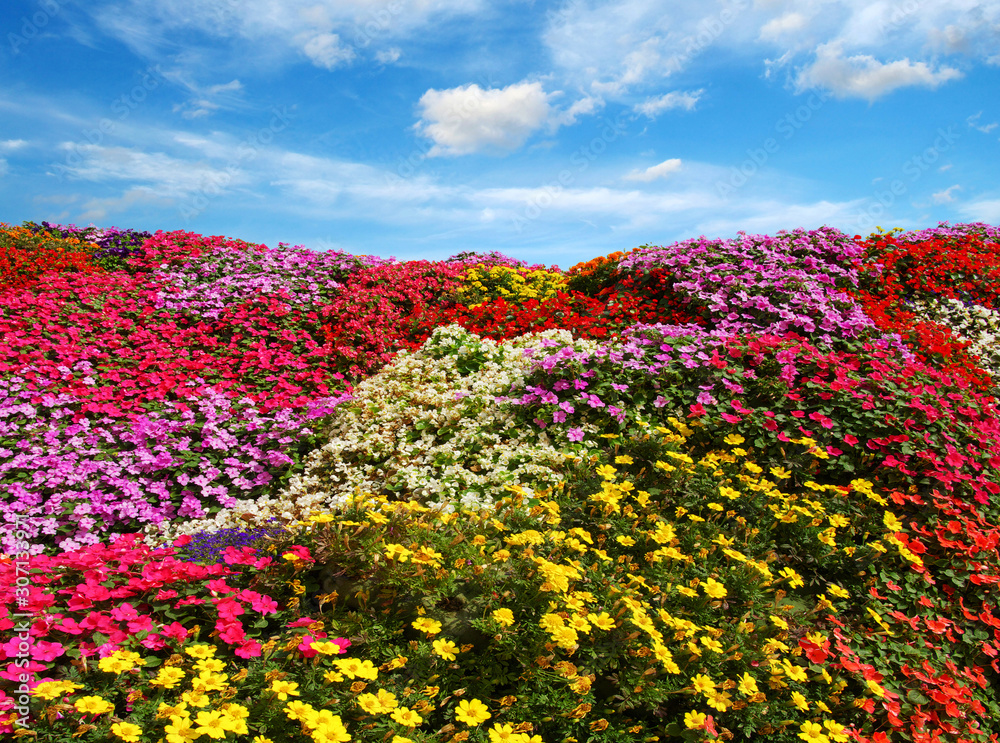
top-left (31, 640), bottom-right (65, 662)
top-left (281, 545), bottom-right (314, 563)
top-left (207, 578), bottom-right (234, 594)
top-left (329, 637), bottom-right (351, 654)
top-left (248, 594), bottom-right (279, 615)
top-left (110, 603), bottom-right (139, 622)
top-left (214, 598), bottom-right (244, 620)
top-left (298, 632), bottom-right (328, 658)
top-left (234, 639), bottom-right (262, 658)
top-left (159, 622), bottom-right (189, 642)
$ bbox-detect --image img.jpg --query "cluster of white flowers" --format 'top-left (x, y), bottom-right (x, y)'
top-left (167, 325), bottom-right (579, 537)
top-left (905, 297), bottom-right (1000, 381)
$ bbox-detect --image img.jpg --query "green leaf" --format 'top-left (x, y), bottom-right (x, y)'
top-left (907, 689), bottom-right (930, 705)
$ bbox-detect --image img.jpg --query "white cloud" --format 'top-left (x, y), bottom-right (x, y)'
top-left (299, 32), bottom-right (355, 70)
top-left (959, 197), bottom-right (1000, 223)
top-left (624, 158), bottom-right (683, 182)
top-left (931, 184), bottom-right (962, 204)
top-left (550, 95), bottom-right (603, 127)
top-left (52, 143), bottom-right (246, 197)
top-left (162, 72), bottom-right (245, 119)
top-left (87, 0), bottom-right (484, 75)
top-left (795, 42), bottom-right (962, 101)
top-left (967, 111), bottom-right (999, 133)
top-left (78, 187), bottom-right (171, 221)
top-left (375, 47), bottom-right (401, 64)
top-left (414, 81), bottom-right (554, 156)
top-left (758, 12), bottom-right (809, 42)
top-left (695, 199), bottom-right (869, 239)
top-left (1, 139), bottom-right (28, 151)
top-left (207, 80), bottom-right (243, 95)
top-left (634, 89), bottom-right (703, 119)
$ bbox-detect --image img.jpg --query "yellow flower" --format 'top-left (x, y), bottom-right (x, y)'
top-left (74, 696), bottom-right (115, 715)
top-left (184, 644), bottom-right (216, 660)
top-left (194, 710), bottom-right (228, 740)
top-left (432, 638), bottom-right (460, 660)
top-left (615, 455), bottom-right (634, 464)
top-left (883, 511), bottom-right (904, 532)
top-left (488, 723), bottom-right (526, 743)
top-left (782, 659), bottom-right (808, 683)
top-left (165, 716), bottom-right (197, 743)
top-left (866, 679), bottom-right (886, 698)
top-left (707, 691), bottom-right (732, 711)
top-left (150, 667), bottom-right (186, 688)
top-left (391, 706), bottom-right (423, 727)
top-left (284, 701), bottom-right (316, 721)
top-left (596, 464), bottom-right (617, 479)
top-left (98, 655), bottom-right (136, 674)
top-left (32, 680), bottom-right (83, 700)
top-left (492, 608), bottom-right (515, 627)
top-left (827, 584), bottom-right (849, 599)
top-left (778, 567), bottom-right (804, 588)
top-left (193, 671), bottom-right (228, 693)
top-left (701, 578), bottom-right (727, 598)
top-left (412, 617), bottom-right (443, 635)
top-left (737, 673), bottom-right (758, 695)
top-left (798, 721), bottom-right (830, 743)
top-left (384, 543), bottom-right (412, 562)
top-left (770, 614), bottom-right (789, 629)
top-left (194, 657), bottom-right (226, 673)
top-left (700, 635), bottom-right (723, 653)
top-left (455, 698), bottom-right (492, 726)
top-left (724, 434), bottom-right (745, 445)
top-left (181, 690), bottom-right (211, 708)
top-left (790, 691), bottom-right (809, 711)
top-left (270, 679), bottom-right (301, 700)
top-left (111, 722), bottom-right (143, 741)
top-left (684, 711), bottom-right (707, 729)
top-left (690, 674), bottom-right (715, 695)
top-left (357, 693), bottom-right (387, 715)
top-left (824, 720), bottom-right (850, 742)
top-left (587, 611), bottom-right (616, 630)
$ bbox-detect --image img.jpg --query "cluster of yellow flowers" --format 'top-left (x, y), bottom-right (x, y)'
top-left (453, 265), bottom-right (567, 308)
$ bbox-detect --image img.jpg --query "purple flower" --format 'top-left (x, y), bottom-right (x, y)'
top-left (567, 427), bottom-right (584, 442)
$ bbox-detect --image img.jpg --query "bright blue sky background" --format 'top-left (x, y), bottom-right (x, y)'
top-left (1, 0), bottom-right (999, 268)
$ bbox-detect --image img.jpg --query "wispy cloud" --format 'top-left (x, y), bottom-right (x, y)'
top-left (967, 111), bottom-right (999, 133)
top-left (624, 158), bottom-right (683, 182)
top-left (931, 184), bottom-right (962, 204)
top-left (633, 90), bottom-right (703, 119)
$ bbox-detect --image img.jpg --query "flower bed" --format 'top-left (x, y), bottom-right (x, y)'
top-left (0, 221), bottom-right (998, 743)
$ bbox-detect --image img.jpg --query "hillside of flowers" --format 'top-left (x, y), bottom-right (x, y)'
top-left (1, 219), bottom-right (999, 743)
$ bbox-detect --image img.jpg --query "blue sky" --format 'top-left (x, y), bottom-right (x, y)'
top-left (1, 0), bottom-right (999, 268)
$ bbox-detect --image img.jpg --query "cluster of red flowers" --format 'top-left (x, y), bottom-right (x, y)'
top-left (849, 230), bottom-right (1000, 391)
top-left (0, 224), bottom-right (103, 292)
top-left (312, 261), bottom-right (466, 378)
